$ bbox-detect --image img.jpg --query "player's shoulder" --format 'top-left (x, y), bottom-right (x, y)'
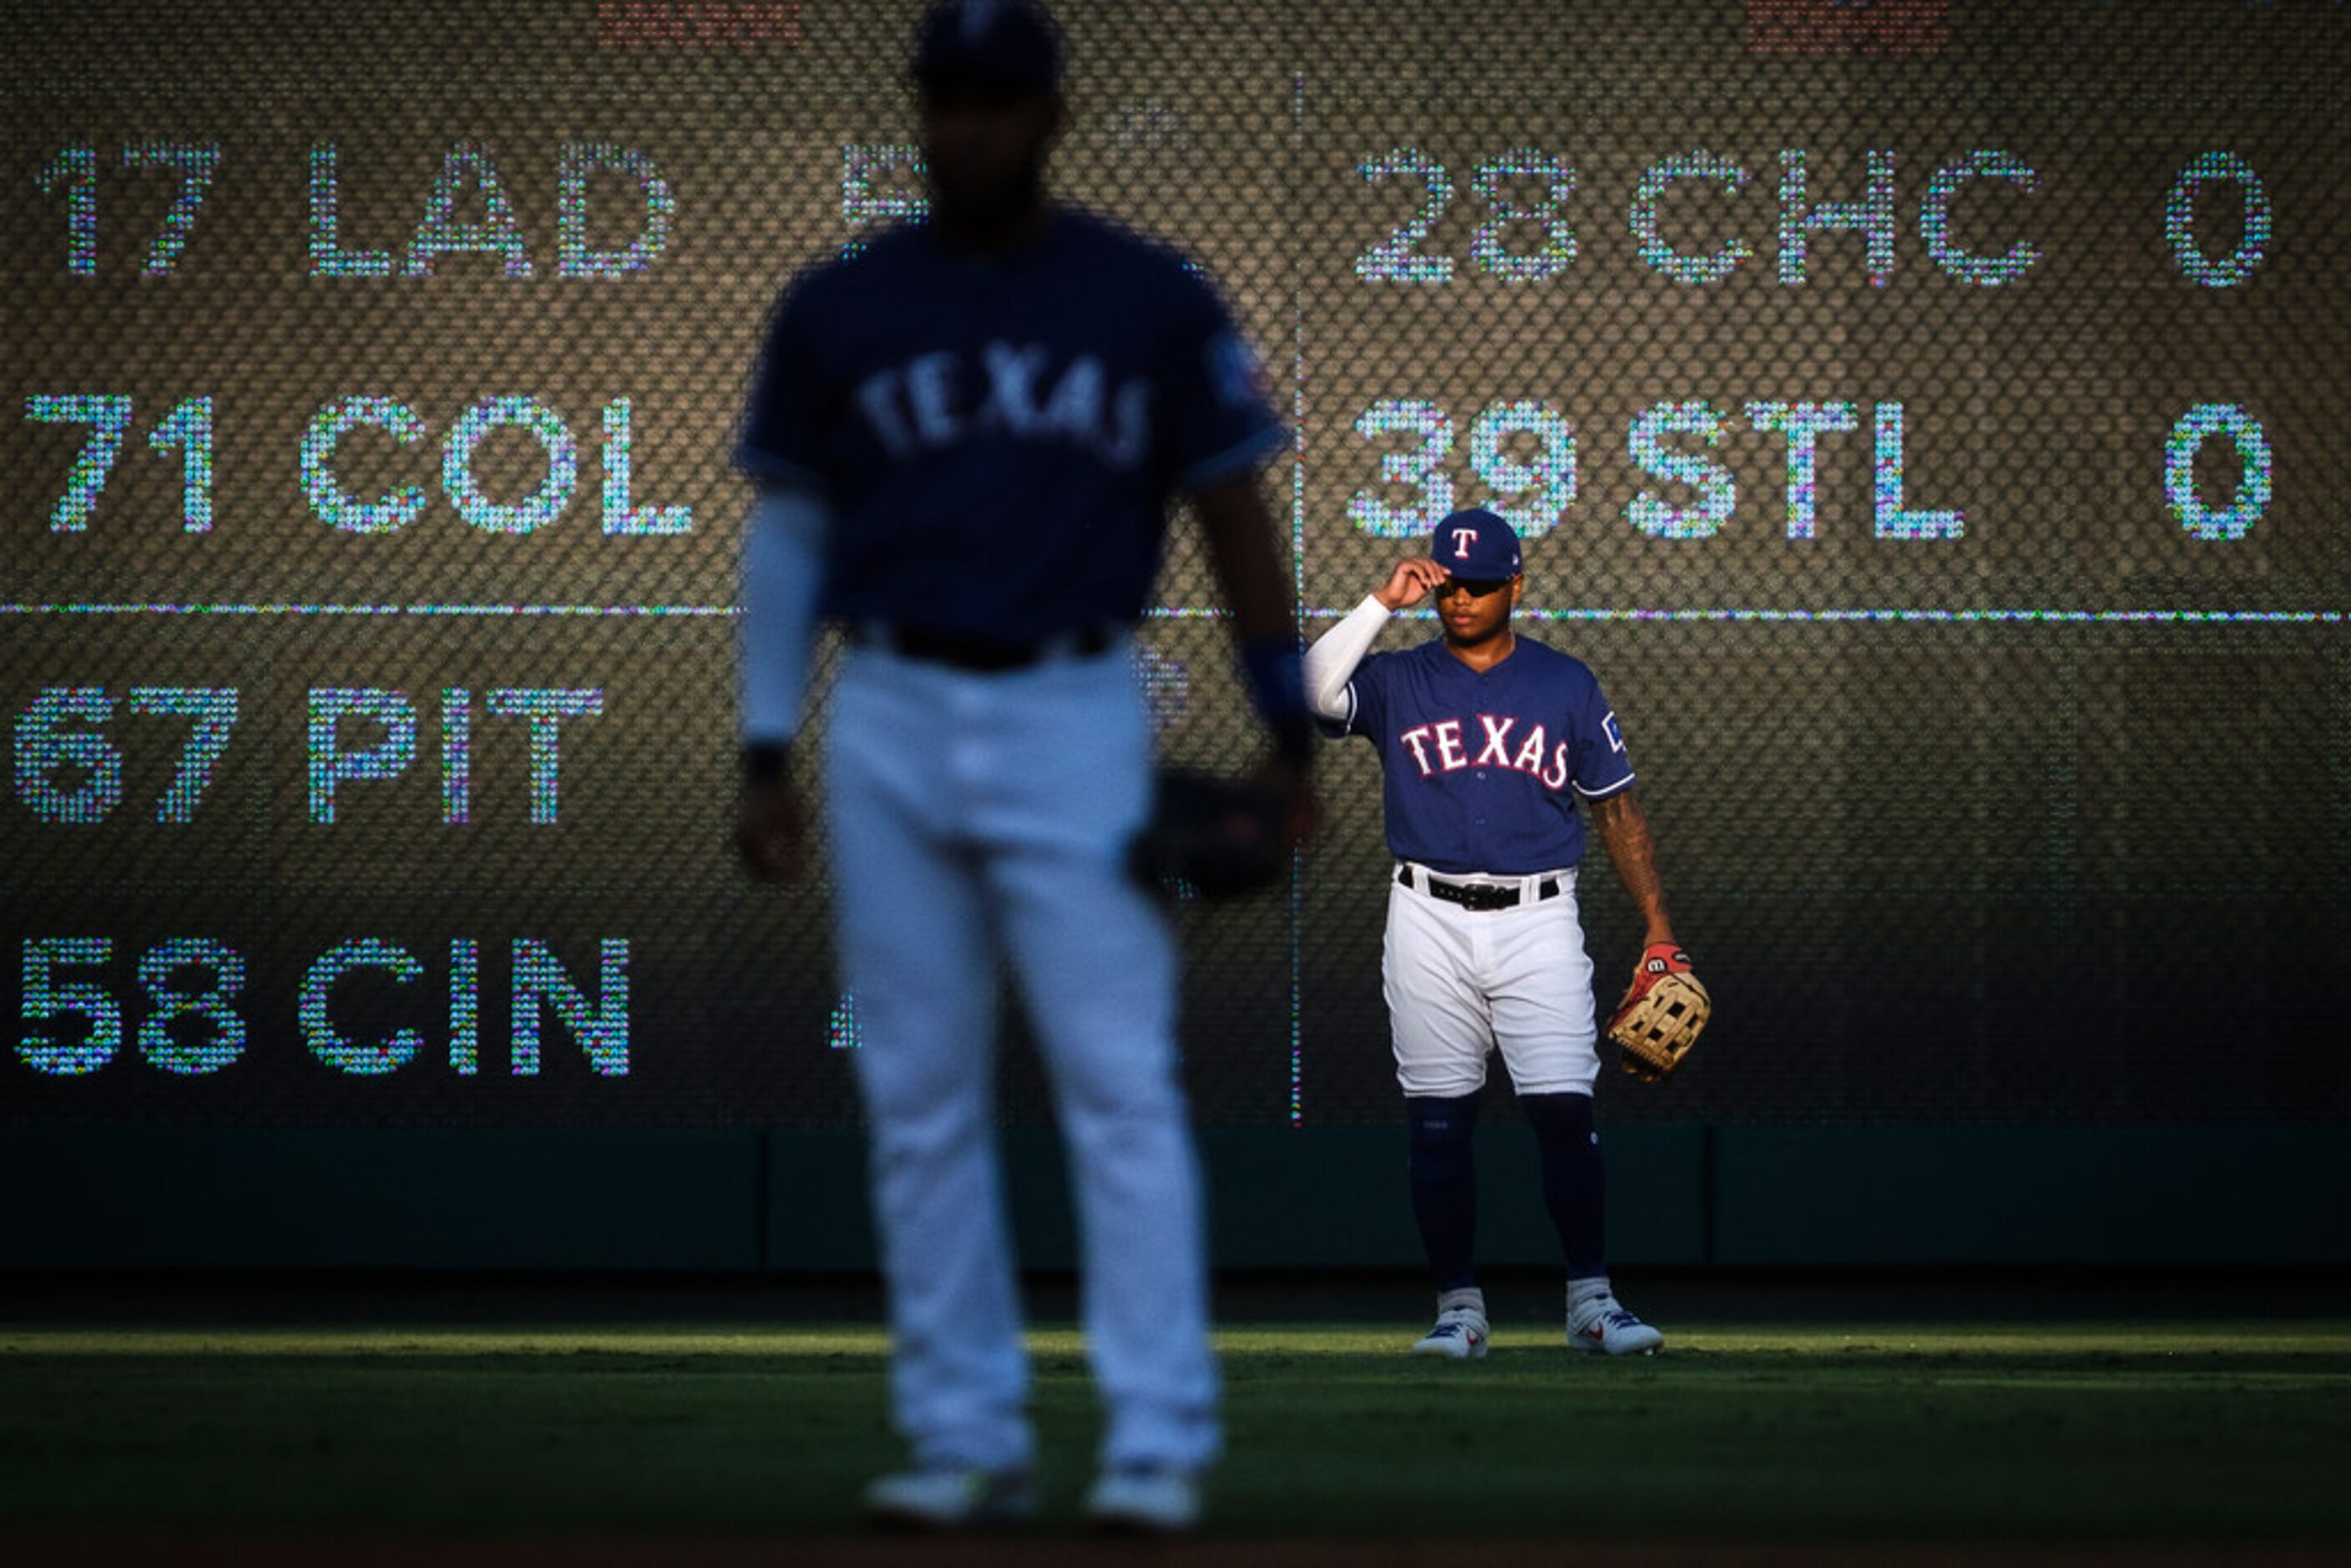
top-left (1384, 636), bottom-right (1474, 688)
top-left (1056, 205), bottom-right (1223, 301)
top-left (1056, 205), bottom-right (1194, 269)
top-left (1396, 636), bottom-right (1451, 669)
top-left (771, 221), bottom-right (928, 306)
top-left (1509, 635), bottom-right (1608, 690)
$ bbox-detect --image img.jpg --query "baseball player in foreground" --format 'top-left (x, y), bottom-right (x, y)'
top-left (731, 0), bottom-right (1312, 1535)
top-left (1305, 507), bottom-right (1698, 1358)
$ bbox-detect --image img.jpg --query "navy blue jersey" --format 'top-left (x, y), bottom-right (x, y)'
top-left (735, 206), bottom-right (1284, 643)
top-left (1334, 636), bottom-right (1634, 874)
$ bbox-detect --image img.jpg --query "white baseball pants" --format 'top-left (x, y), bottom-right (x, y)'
top-left (1383, 863), bottom-right (1602, 1096)
top-left (823, 636), bottom-right (1219, 1476)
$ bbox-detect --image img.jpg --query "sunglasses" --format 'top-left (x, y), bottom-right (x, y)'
top-left (1434, 575), bottom-right (1511, 599)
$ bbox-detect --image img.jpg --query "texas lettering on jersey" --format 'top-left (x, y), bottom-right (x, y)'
top-left (853, 341), bottom-right (1150, 468)
top-left (1397, 714), bottom-right (1582, 791)
top-left (732, 209), bottom-right (1284, 644)
top-left (1340, 638), bottom-right (1634, 875)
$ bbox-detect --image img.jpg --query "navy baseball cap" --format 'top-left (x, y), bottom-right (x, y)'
top-left (913, 0), bottom-right (1064, 95)
top-left (1430, 507), bottom-right (1522, 579)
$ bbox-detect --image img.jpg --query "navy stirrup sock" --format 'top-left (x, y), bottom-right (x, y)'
top-left (1520, 1090), bottom-right (1606, 1280)
top-left (1405, 1092), bottom-right (1483, 1292)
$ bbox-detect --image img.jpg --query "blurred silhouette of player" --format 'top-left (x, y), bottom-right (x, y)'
top-left (733, 0), bottom-right (1312, 1534)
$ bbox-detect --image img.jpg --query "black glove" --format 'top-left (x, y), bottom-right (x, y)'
top-left (1127, 768), bottom-right (1288, 901)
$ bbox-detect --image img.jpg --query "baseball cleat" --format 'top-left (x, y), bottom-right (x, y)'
top-left (1085, 1464), bottom-right (1203, 1534)
top-left (1410, 1304), bottom-right (1491, 1359)
top-left (1568, 1295), bottom-right (1665, 1357)
top-left (862, 1466), bottom-right (1037, 1530)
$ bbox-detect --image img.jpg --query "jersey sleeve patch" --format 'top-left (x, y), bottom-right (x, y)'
top-left (1567, 682), bottom-right (1635, 797)
top-left (1160, 266), bottom-right (1284, 494)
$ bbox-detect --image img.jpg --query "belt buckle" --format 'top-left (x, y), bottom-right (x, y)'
top-left (1402, 864), bottom-right (1522, 912)
top-left (1464, 882), bottom-right (1514, 912)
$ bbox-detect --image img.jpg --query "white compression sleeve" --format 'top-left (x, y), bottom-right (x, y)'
top-left (1303, 595), bottom-right (1392, 724)
top-left (736, 487), bottom-right (831, 746)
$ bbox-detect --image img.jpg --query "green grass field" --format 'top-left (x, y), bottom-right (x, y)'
top-left (5, 1308), bottom-right (2351, 1554)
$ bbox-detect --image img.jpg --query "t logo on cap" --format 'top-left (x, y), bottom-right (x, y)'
top-left (1430, 506), bottom-right (1522, 579)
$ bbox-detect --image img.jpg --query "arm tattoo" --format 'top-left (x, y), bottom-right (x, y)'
top-left (1590, 790), bottom-right (1671, 934)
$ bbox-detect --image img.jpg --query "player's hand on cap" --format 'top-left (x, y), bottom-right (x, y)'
top-left (1374, 557), bottom-right (1450, 611)
top-left (736, 776), bottom-right (810, 883)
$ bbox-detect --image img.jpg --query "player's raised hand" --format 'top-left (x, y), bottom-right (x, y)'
top-left (1375, 557), bottom-right (1450, 611)
top-left (736, 776), bottom-right (809, 883)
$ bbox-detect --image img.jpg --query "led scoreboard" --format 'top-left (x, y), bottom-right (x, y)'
top-left (4, 0), bottom-right (2348, 1130)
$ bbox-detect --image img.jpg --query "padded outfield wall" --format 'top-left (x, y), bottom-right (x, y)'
top-left (2, 1), bottom-right (2347, 1268)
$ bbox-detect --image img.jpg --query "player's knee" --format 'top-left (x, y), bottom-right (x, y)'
top-left (1519, 1090), bottom-right (1596, 1152)
top-left (1051, 1069), bottom-right (1185, 1145)
top-left (1395, 1058), bottom-right (1487, 1099)
top-left (1407, 1092), bottom-right (1481, 1181)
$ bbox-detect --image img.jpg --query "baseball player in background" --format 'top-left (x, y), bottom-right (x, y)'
top-left (1305, 507), bottom-right (1687, 1359)
top-left (731, 0), bottom-right (1312, 1535)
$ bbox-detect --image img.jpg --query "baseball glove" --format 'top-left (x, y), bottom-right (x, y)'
top-left (1128, 767), bottom-right (1287, 901)
top-left (1607, 942), bottom-right (1711, 1080)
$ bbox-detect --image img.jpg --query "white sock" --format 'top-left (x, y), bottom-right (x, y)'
top-left (1437, 1286), bottom-right (1487, 1319)
top-left (1566, 1275), bottom-right (1613, 1312)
